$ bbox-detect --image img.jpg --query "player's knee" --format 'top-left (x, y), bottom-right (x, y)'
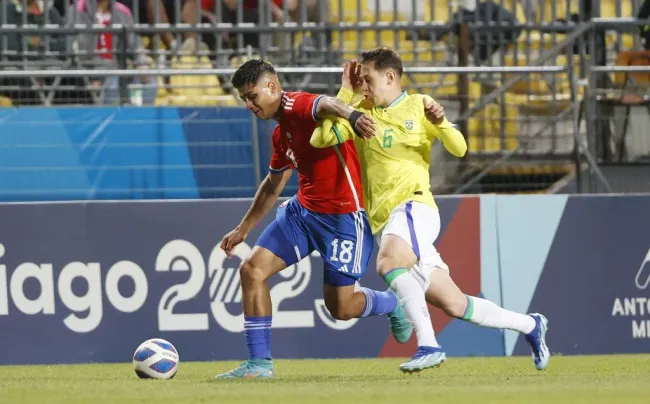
top-left (442, 297), bottom-right (467, 319)
top-left (375, 254), bottom-right (403, 276)
top-left (376, 242), bottom-right (416, 275)
top-left (239, 258), bottom-right (267, 285)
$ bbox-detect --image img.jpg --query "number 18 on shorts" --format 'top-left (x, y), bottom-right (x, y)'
top-left (256, 197), bottom-right (374, 287)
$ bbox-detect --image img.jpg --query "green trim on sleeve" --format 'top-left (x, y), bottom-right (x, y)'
top-left (332, 124), bottom-right (344, 144)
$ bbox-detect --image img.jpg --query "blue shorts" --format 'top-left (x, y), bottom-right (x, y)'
top-left (256, 197), bottom-right (374, 287)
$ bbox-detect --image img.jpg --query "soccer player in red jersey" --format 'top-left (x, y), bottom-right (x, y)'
top-left (215, 59), bottom-right (412, 379)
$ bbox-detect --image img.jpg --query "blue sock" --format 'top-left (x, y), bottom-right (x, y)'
top-left (244, 316), bottom-right (272, 360)
top-left (358, 287), bottom-right (398, 317)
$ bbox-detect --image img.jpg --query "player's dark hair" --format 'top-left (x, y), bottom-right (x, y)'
top-left (360, 47), bottom-right (403, 77)
top-left (230, 59), bottom-right (276, 88)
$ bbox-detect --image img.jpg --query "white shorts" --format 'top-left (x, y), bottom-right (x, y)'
top-left (376, 201), bottom-right (449, 291)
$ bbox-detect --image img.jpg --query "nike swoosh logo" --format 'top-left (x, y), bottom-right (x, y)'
top-left (244, 370), bottom-right (273, 378)
top-left (635, 248), bottom-right (650, 290)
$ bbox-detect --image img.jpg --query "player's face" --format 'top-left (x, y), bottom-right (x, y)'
top-left (360, 63), bottom-right (394, 107)
top-left (237, 78), bottom-right (280, 120)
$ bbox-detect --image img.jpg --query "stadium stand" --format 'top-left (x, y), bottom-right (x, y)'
top-left (0, 0), bottom-right (649, 198)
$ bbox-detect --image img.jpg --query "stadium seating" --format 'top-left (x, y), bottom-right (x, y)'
top-left (156, 54), bottom-right (238, 106)
top-left (537, 0), bottom-right (579, 22)
top-left (502, 53), bottom-right (582, 113)
top-left (467, 82), bottom-right (520, 153)
top-left (0, 96), bottom-right (13, 107)
top-left (0, 0), bottom-right (641, 166)
top-left (601, 0), bottom-right (635, 18)
top-left (592, 0), bottom-right (636, 52)
top-left (612, 50), bottom-right (650, 89)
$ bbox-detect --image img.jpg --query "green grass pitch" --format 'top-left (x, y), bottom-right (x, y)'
top-left (1, 355), bottom-right (649, 403)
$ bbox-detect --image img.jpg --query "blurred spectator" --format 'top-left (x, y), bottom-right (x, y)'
top-left (214, 0), bottom-right (329, 49)
top-left (54, 0), bottom-right (203, 60)
top-left (640, 0), bottom-right (650, 50)
top-left (66, 0), bottom-right (157, 104)
top-left (240, 0), bottom-right (323, 25)
top-left (0, 0), bottom-right (66, 105)
top-left (450, 0), bottom-right (521, 62)
top-left (117, 0), bottom-right (204, 57)
top-left (0, 0), bottom-right (66, 59)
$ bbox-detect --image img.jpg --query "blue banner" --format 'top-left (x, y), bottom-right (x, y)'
top-left (1, 195), bottom-right (649, 365)
top-left (0, 199), bottom-right (390, 365)
top-left (0, 107), bottom-right (296, 202)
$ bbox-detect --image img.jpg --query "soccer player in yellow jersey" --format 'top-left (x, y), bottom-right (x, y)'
top-left (312, 48), bottom-right (550, 373)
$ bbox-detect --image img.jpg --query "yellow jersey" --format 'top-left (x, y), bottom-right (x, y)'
top-left (311, 88), bottom-right (467, 234)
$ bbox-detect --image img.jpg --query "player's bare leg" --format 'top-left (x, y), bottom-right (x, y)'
top-left (321, 266), bottom-right (413, 343)
top-left (425, 269), bottom-right (550, 370)
top-left (215, 246), bottom-right (287, 379)
top-left (323, 284), bottom-right (366, 320)
top-left (322, 284), bottom-right (411, 341)
top-left (240, 247), bottom-right (287, 316)
top-left (377, 235), bottom-right (445, 372)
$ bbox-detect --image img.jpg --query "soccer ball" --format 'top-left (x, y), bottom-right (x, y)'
top-left (132, 338), bottom-right (179, 379)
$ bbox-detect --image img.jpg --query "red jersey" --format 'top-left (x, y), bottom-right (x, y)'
top-left (269, 91), bottom-right (364, 214)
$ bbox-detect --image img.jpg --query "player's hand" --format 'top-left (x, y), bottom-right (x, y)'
top-left (424, 97), bottom-right (445, 125)
top-left (220, 226), bottom-right (248, 258)
top-left (354, 113), bottom-right (375, 139)
top-left (342, 59), bottom-right (363, 92)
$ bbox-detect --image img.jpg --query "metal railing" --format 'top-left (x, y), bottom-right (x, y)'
top-left (0, 0), bottom-right (649, 198)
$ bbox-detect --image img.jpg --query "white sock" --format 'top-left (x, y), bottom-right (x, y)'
top-left (462, 295), bottom-right (535, 334)
top-left (385, 268), bottom-right (438, 348)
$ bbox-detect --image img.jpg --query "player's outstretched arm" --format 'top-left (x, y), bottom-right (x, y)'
top-left (314, 96), bottom-right (375, 139)
top-left (422, 96), bottom-right (467, 157)
top-left (220, 169), bottom-right (293, 257)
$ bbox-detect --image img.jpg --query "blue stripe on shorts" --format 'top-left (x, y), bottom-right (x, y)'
top-left (405, 201), bottom-right (420, 260)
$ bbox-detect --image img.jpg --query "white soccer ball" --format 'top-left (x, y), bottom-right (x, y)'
top-left (132, 338), bottom-right (179, 380)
